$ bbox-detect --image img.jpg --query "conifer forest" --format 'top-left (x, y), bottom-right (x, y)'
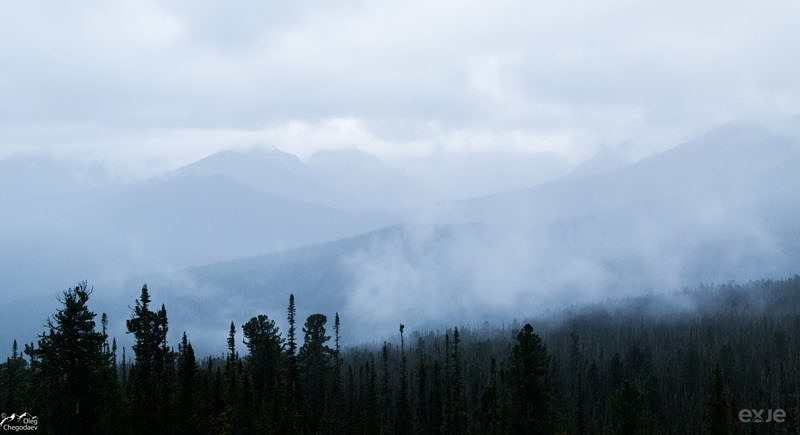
top-left (2, 277), bottom-right (799, 434)
top-left (4, 0), bottom-right (800, 434)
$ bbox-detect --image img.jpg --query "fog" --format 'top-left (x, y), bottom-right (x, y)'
top-left (3, 1), bottom-right (800, 356)
top-left (3, 121), bottom-right (798, 356)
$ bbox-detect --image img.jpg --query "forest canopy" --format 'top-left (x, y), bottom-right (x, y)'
top-left (2, 277), bottom-right (800, 434)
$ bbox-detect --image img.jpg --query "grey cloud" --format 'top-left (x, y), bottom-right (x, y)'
top-left (3, 0), bottom-right (800, 165)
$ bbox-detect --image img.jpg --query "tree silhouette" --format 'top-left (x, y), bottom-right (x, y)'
top-left (25, 283), bottom-right (106, 435)
top-left (299, 313), bottom-right (332, 434)
top-left (509, 323), bottom-right (551, 435)
top-left (126, 284), bottom-right (170, 435)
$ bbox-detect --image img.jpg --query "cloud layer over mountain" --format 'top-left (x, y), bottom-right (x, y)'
top-left (3, 1), bottom-right (800, 170)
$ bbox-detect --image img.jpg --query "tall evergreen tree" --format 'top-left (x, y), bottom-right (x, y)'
top-left (328, 312), bottom-right (345, 433)
top-left (225, 321), bottom-right (239, 404)
top-left (299, 313), bottom-right (333, 434)
top-left (126, 284), bottom-right (170, 435)
top-left (25, 283), bottom-right (106, 435)
top-left (396, 324), bottom-right (411, 435)
top-left (285, 294), bottom-right (301, 433)
top-left (176, 332), bottom-right (198, 435)
top-left (242, 314), bottom-right (283, 432)
top-left (1, 340), bottom-right (28, 412)
top-left (508, 323), bottom-right (551, 435)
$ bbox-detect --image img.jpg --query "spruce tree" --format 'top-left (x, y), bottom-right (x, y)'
top-left (285, 294), bottom-right (301, 433)
top-left (225, 320), bottom-right (239, 432)
top-left (2, 340), bottom-right (28, 412)
top-left (328, 312), bottom-right (345, 433)
top-left (26, 283), bottom-right (106, 435)
top-left (298, 313), bottom-right (332, 434)
top-left (508, 323), bottom-right (551, 435)
top-left (126, 284), bottom-right (170, 435)
top-left (176, 332), bottom-right (198, 435)
top-left (396, 324), bottom-right (411, 435)
top-left (242, 314), bottom-right (283, 430)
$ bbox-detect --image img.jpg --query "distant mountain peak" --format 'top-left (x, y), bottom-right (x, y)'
top-left (189, 147), bottom-right (305, 172)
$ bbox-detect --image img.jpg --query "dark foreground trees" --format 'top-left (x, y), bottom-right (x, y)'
top-left (3, 276), bottom-right (800, 434)
top-left (22, 283), bottom-right (116, 435)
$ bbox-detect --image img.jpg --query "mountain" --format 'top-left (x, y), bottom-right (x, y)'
top-left (139, 124), bottom-right (800, 352)
top-left (176, 148), bottom-right (336, 206)
top-left (0, 172), bottom-right (391, 295)
top-left (566, 142), bottom-right (642, 178)
top-left (440, 123), bottom-right (800, 225)
top-left (107, 224), bottom-right (470, 351)
top-left (306, 149), bottom-right (425, 210)
top-left (0, 170), bottom-right (398, 356)
top-left (175, 147), bottom-right (422, 212)
top-left (4, 123), bottom-right (800, 356)
top-left (96, 173), bottom-right (389, 265)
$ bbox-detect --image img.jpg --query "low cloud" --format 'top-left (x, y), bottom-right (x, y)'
top-left (2, 0), bottom-right (800, 169)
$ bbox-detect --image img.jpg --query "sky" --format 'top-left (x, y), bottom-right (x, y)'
top-left (2, 0), bottom-right (800, 172)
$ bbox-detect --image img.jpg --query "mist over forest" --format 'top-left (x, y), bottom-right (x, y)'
top-left (3, 2), bottom-right (800, 433)
top-left (2, 122), bottom-right (800, 356)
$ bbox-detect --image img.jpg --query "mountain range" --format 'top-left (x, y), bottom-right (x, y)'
top-left (90, 123), bottom-right (800, 352)
top-left (2, 123), bottom-right (799, 354)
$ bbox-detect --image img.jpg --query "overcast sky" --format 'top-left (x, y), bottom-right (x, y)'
top-left (1, 0), bottom-right (799, 171)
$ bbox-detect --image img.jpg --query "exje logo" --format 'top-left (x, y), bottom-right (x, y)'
top-left (738, 408), bottom-right (786, 424)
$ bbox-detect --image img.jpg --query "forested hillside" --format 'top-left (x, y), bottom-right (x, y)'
top-left (2, 277), bottom-right (799, 434)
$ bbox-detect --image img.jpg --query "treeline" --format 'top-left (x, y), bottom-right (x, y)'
top-left (2, 278), bottom-right (800, 434)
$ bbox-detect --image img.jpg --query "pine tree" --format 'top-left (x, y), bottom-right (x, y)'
top-left (242, 314), bottom-right (283, 431)
top-left (97, 315), bottom-right (124, 435)
top-left (126, 284), bottom-right (170, 435)
top-left (328, 312), bottom-right (345, 433)
top-left (225, 321), bottom-right (239, 432)
top-left (176, 332), bottom-right (198, 435)
top-left (26, 283), bottom-right (106, 435)
top-left (508, 323), bottom-right (551, 435)
top-left (2, 339), bottom-right (28, 412)
top-left (227, 322), bottom-right (237, 364)
top-left (285, 294), bottom-right (301, 433)
top-left (396, 324), bottom-right (411, 435)
top-left (298, 313), bottom-right (332, 434)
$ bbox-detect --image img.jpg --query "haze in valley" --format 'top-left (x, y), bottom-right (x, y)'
top-left (2, 0), bottom-right (800, 355)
